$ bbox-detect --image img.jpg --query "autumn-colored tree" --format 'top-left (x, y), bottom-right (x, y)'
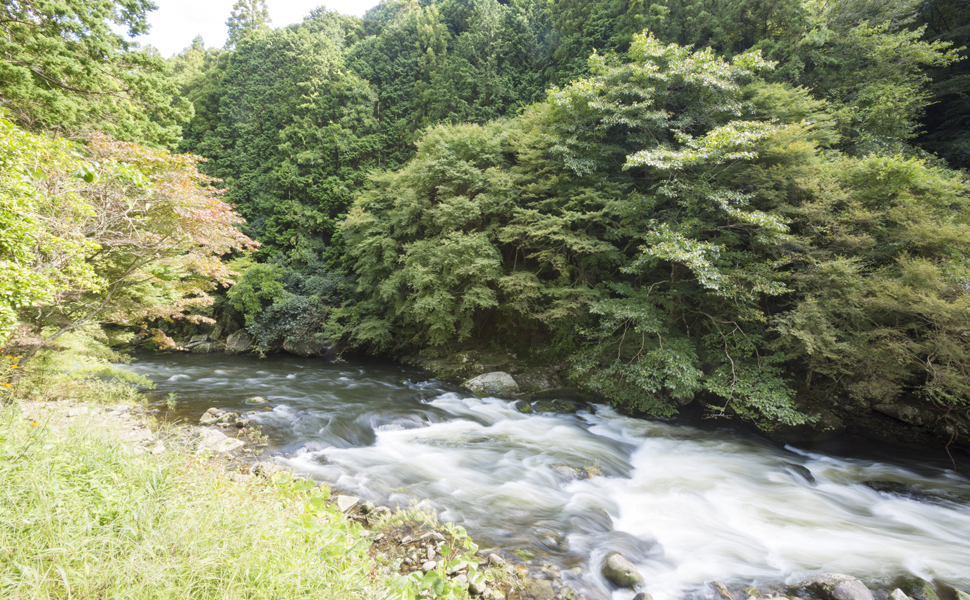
top-left (0, 118), bottom-right (258, 368)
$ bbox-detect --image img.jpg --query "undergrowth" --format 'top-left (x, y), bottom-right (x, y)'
top-left (0, 404), bottom-right (408, 599)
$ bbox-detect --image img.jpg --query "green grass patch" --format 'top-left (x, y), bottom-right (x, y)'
top-left (0, 404), bottom-right (406, 599)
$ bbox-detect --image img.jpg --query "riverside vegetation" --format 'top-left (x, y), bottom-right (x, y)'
top-left (2, 0), bottom-right (970, 596)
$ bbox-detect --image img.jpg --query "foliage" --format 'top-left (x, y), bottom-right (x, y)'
top-left (225, 0), bottom-right (272, 49)
top-left (0, 119), bottom-right (257, 367)
top-left (228, 242), bottom-right (353, 352)
top-left (336, 116), bottom-right (620, 354)
top-left (0, 116), bottom-right (92, 342)
top-left (194, 25), bottom-right (380, 254)
top-left (0, 0), bottom-right (191, 148)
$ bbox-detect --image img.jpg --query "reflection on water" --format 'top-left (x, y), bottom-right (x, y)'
top-left (127, 353), bottom-right (970, 600)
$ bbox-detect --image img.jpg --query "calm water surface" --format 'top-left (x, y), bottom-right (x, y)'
top-left (126, 353), bottom-right (970, 600)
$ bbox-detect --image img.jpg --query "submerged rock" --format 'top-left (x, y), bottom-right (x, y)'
top-left (514, 400), bottom-right (533, 414)
top-left (901, 578), bottom-right (941, 600)
top-left (463, 372), bottom-right (520, 397)
top-left (601, 552), bottom-right (644, 589)
top-left (798, 573), bottom-right (874, 600)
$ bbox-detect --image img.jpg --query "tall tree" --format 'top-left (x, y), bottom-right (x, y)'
top-left (225, 0), bottom-right (272, 49)
top-left (205, 27), bottom-right (380, 256)
top-left (0, 0), bottom-right (191, 148)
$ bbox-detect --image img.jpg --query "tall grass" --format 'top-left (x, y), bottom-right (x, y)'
top-left (0, 404), bottom-right (403, 599)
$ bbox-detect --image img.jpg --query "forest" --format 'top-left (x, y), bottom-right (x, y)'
top-left (3, 0), bottom-right (970, 437)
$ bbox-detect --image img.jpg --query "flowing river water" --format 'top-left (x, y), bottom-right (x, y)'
top-left (126, 353), bottom-right (970, 600)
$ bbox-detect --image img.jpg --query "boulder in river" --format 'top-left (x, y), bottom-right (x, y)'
top-left (225, 331), bottom-right (252, 354)
top-left (601, 552), bottom-right (644, 589)
top-left (514, 400), bottom-right (533, 414)
top-left (282, 338), bottom-right (327, 357)
top-left (901, 578), bottom-right (942, 600)
top-left (463, 372), bottom-right (520, 397)
top-left (798, 573), bottom-right (874, 600)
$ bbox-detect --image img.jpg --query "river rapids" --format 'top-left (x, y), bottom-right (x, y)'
top-left (127, 353), bottom-right (970, 600)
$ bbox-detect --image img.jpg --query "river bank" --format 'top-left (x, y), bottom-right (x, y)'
top-left (2, 393), bottom-right (579, 600)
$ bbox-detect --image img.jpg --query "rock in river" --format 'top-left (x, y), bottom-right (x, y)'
top-left (463, 372), bottom-right (519, 397)
top-left (798, 573), bottom-right (874, 600)
top-left (602, 552), bottom-right (644, 589)
top-left (225, 331), bottom-right (252, 354)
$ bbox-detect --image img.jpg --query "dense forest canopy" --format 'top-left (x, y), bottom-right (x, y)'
top-left (3, 0), bottom-right (970, 435)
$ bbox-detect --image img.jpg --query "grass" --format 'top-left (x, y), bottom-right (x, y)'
top-left (0, 402), bottom-right (406, 600)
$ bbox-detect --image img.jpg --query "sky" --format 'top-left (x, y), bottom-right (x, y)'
top-left (134, 0), bottom-right (380, 57)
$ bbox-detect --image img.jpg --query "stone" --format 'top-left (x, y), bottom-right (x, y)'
top-left (526, 580), bottom-right (555, 600)
top-left (421, 561), bottom-right (437, 573)
top-left (282, 338), bottom-right (328, 358)
top-left (601, 552), bottom-right (644, 589)
top-left (245, 396), bottom-right (268, 405)
top-left (533, 400), bottom-right (559, 413)
top-left (711, 582), bottom-right (736, 600)
top-left (513, 400), bottom-right (533, 414)
top-left (873, 403), bottom-right (934, 427)
top-left (469, 578), bottom-right (487, 596)
top-left (954, 591), bottom-right (970, 600)
top-left (890, 590), bottom-right (912, 600)
top-left (336, 495), bottom-right (359, 513)
top-left (633, 595), bottom-right (655, 600)
top-left (901, 579), bottom-right (941, 600)
top-left (196, 429), bottom-right (245, 454)
top-left (191, 342), bottom-right (216, 354)
top-left (550, 464), bottom-right (589, 481)
top-left (463, 372), bottom-right (520, 397)
top-left (225, 331), bottom-right (252, 354)
top-left (799, 574), bottom-right (874, 600)
top-left (492, 592), bottom-right (505, 600)
top-left (487, 553), bottom-right (505, 566)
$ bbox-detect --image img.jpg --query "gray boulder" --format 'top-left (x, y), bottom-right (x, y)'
top-left (463, 372), bottom-right (520, 397)
top-left (601, 552), bottom-right (644, 589)
top-left (890, 590), bottom-right (912, 600)
top-left (225, 331), bottom-right (252, 354)
top-left (799, 574), bottom-right (874, 600)
top-left (196, 428), bottom-right (244, 454)
top-left (282, 338), bottom-right (327, 357)
top-left (873, 403), bottom-right (934, 427)
top-left (190, 342), bottom-right (217, 354)
top-left (336, 495), bottom-right (359, 513)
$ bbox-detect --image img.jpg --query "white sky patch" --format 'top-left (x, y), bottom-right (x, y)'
top-left (132, 0), bottom-right (379, 57)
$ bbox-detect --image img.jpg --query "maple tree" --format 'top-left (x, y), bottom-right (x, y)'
top-left (0, 118), bottom-right (257, 368)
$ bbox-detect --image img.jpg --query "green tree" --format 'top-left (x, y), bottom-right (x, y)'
top-left (205, 26), bottom-right (380, 255)
top-left (0, 119), bottom-right (257, 367)
top-left (0, 0), bottom-right (191, 148)
top-left (225, 0), bottom-right (272, 49)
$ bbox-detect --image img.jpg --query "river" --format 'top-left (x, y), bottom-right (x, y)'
top-left (126, 353), bottom-right (970, 600)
